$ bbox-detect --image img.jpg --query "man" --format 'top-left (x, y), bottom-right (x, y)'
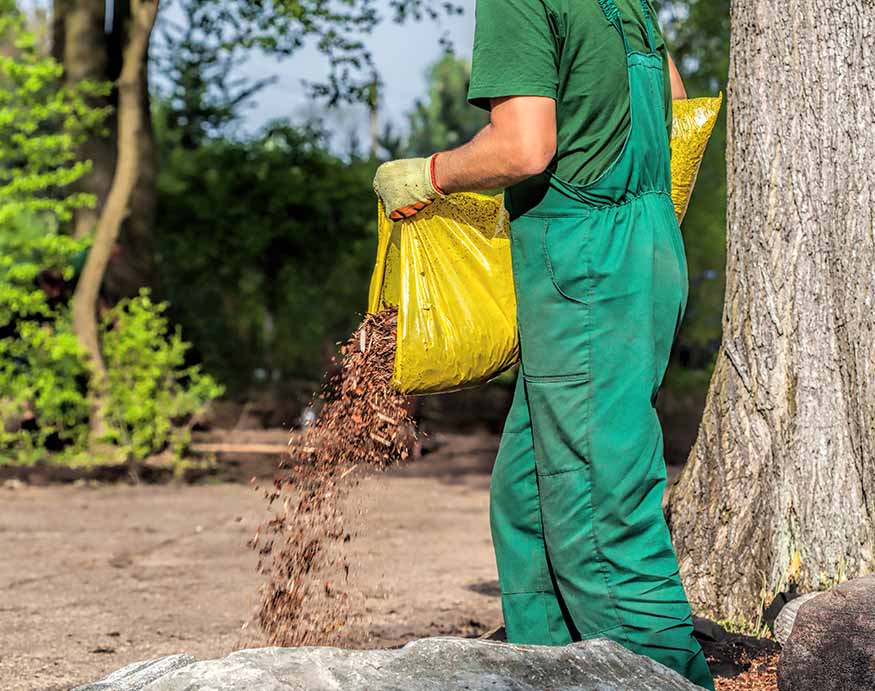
top-left (372, 0), bottom-right (715, 688)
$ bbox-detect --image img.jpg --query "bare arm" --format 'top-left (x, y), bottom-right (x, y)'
top-left (433, 96), bottom-right (557, 195)
top-left (668, 53), bottom-right (687, 100)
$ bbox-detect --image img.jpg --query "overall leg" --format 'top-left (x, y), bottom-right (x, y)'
top-left (524, 201), bottom-right (713, 689)
top-left (490, 371), bottom-right (575, 645)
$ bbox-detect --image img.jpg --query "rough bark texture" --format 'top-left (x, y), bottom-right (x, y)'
top-left (777, 576), bottom-right (875, 691)
top-left (53, 0), bottom-right (156, 295)
top-left (71, 0), bottom-right (159, 438)
top-left (667, 1), bottom-right (875, 620)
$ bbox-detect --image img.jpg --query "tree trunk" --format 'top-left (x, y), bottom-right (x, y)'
top-left (53, 0), bottom-right (156, 295)
top-left (71, 0), bottom-right (159, 440)
top-left (105, 53), bottom-right (157, 300)
top-left (54, 0), bottom-right (114, 240)
top-left (667, 0), bottom-right (875, 621)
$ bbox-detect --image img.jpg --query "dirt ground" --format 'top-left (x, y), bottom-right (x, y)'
top-left (0, 433), bottom-right (504, 691)
top-left (1, 431), bottom-right (772, 691)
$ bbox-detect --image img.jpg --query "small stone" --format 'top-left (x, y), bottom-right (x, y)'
top-left (778, 575), bottom-right (875, 691)
top-left (773, 591), bottom-right (820, 646)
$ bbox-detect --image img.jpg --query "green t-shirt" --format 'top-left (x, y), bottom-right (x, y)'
top-left (467, 0), bottom-right (672, 186)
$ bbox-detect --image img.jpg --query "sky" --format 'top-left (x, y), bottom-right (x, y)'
top-left (228, 1), bottom-right (477, 138)
top-left (24, 0), bottom-right (477, 143)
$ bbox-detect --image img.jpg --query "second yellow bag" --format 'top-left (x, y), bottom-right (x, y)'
top-left (369, 95), bottom-right (722, 394)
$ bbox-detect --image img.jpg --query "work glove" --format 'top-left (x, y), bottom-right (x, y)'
top-left (373, 154), bottom-right (445, 221)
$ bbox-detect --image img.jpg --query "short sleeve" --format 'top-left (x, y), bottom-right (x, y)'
top-left (467, 0), bottom-right (560, 111)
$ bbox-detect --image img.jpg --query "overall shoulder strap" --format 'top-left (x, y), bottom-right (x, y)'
top-left (595, 0), bottom-right (658, 55)
top-left (637, 0), bottom-right (658, 54)
top-left (594, 0), bottom-right (630, 52)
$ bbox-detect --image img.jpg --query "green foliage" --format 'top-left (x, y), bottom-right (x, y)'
top-left (154, 115), bottom-right (378, 391)
top-left (0, 4), bottom-right (97, 464)
top-left (404, 55), bottom-right (488, 156)
top-left (0, 3), bottom-right (109, 227)
top-left (155, 0), bottom-right (279, 148)
top-left (101, 290), bottom-right (224, 461)
top-left (154, 0), bottom-right (462, 107)
top-left (657, 0), bottom-right (730, 379)
top-left (0, 213), bottom-right (91, 464)
top-left (0, 5), bottom-right (219, 466)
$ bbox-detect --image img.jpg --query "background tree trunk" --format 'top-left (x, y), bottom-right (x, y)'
top-left (667, 0), bottom-right (875, 621)
top-left (71, 0), bottom-right (159, 440)
top-left (53, 0), bottom-right (156, 296)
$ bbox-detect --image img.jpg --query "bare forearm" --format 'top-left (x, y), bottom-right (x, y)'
top-left (433, 96), bottom-right (557, 194)
top-left (432, 125), bottom-right (539, 193)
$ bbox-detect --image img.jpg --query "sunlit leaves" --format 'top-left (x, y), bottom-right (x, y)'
top-left (101, 290), bottom-right (224, 461)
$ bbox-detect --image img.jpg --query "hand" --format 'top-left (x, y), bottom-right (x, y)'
top-left (373, 154), bottom-right (444, 220)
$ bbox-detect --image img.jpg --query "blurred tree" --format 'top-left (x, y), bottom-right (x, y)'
top-left (52, 0), bottom-right (461, 301)
top-left (71, 0), bottom-right (158, 438)
top-left (669, 0), bottom-right (875, 619)
top-left (0, 1), bottom-right (104, 460)
top-left (52, 0), bottom-right (158, 298)
top-left (405, 54), bottom-right (488, 157)
top-left (1, 3), bottom-right (220, 468)
top-left (153, 117), bottom-right (377, 392)
top-left (657, 0), bottom-right (731, 373)
top-left (658, 0), bottom-right (729, 95)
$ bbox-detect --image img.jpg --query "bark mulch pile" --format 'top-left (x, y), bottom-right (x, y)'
top-left (707, 636), bottom-right (780, 691)
top-left (715, 652), bottom-right (778, 691)
top-left (250, 308), bottom-right (417, 646)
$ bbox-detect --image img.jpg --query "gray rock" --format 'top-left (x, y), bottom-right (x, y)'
top-left (74, 637), bottom-right (708, 691)
top-left (73, 654), bottom-right (197, 691)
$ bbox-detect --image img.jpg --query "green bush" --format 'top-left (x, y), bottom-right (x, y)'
top-left (101, 290), bottom-right (224, 462)
top-left (0, 4), bottom-right (101, 465)
top-left (0, 6), bottom-right (222, 467)
top-left (0, 214), bottom-right (91, 464)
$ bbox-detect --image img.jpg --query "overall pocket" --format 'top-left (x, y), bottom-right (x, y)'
top-left (511, 216), bottom-right (592, 381)
top-left (543, 214), bottom-right (593, 305)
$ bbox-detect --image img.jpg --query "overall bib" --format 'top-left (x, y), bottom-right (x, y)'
top-left (489, 0), bottom-right (715, 688)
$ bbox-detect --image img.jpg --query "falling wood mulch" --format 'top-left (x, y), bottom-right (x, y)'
top-left (251, 307), bottom-right (418, 646)
top-left (248, 307), bottom-right (786, 690)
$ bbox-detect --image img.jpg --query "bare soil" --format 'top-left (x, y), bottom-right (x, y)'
top-left (0, 432), bottom-right (501, 691)
top-left (1, 431), bottom-right (775, 691)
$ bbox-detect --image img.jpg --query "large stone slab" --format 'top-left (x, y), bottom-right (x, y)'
top-left (778, 575), bottom-right (875, 691)
top-left (74, 636), bottom-right (708, 691)
top-left (73, 655), bottom-right (198, 691)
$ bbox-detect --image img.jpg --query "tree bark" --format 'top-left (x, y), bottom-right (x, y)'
top-left (53, 0), bottom-right (114, 240)
top-left (52, 0), bottom-right (156, 295)
top-left (71, 0), bottom-right (159, 439)
top-left (667, 0), bottom-right (875, 621)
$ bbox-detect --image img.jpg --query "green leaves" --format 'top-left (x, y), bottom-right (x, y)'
top-left (100, 290), bottom-right (224, 462)
top-left (0, 3), bottom-right (109, 227)
top-left (0, 6), bottom-right (216, 466)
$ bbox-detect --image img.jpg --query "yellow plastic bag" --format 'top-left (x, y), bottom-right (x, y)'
top-left (367, 193), bottom-right (518, 394)
top-left (369, 95), bottom-right (722, 394)
top-left (670, 94), bottom-right (723, 223)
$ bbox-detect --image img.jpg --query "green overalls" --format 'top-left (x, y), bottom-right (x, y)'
top-left (490, 0), bottom-right (715, 689)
